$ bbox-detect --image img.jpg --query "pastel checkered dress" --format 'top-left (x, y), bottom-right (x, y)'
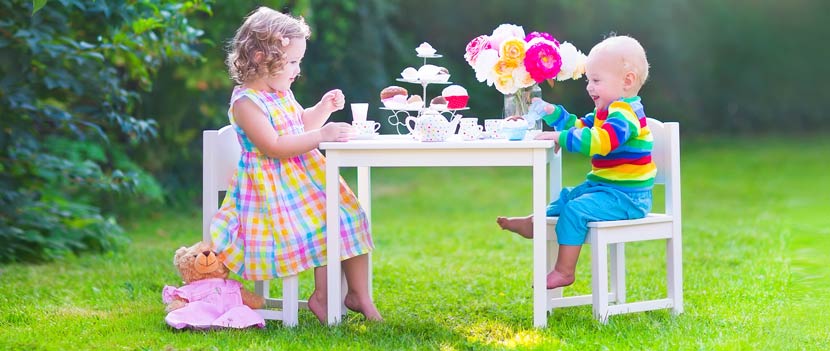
top-left (210, 87), bottom-right (373, 280)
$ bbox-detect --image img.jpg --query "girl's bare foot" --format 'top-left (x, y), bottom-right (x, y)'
top-left (546, 270), bottom-right (575, 289)
top-left (344, 293), bottom-right (383, 321)
top-left (496, 215), bottom-right (534, 239)
top-left (307, 291), bottom-right (327, 324)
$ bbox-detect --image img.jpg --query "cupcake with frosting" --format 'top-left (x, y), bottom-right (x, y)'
top-left (441, 85), bottom-right (469, 109)
top-left (501, 116), bottom-right (528, 140)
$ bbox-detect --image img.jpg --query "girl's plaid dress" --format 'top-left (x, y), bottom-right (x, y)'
top-left (211, 87), bottom-right (373, 280)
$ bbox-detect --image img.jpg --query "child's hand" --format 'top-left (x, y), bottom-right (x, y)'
top-left (319, 122), bottom-right (353, 142)
top-left (524, 97), bottom-right (555, 124)
top-left (534, 131), bottom-right (561, 152)
top-left (319, 89), bottom-right (345, 114)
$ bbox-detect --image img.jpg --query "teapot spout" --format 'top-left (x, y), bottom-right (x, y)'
top-left (449, 113), bottom-right (462, 134)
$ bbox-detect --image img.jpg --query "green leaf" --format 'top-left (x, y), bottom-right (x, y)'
top-left (32, 0), bottom-right (48, 15)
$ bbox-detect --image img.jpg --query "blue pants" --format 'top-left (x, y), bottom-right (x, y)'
top-left (546, 182), bottom-right (652, 245)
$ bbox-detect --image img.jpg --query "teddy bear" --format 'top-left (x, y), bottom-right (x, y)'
top-left (162, 241), bottom-right (266, 329)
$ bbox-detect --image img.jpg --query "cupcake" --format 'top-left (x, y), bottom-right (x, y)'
top-left (400, 67), bottom-right (418, 81)
top-left (380, 86), bottom-right (408, 108)
top-left (415, 42), bottom-right (437, 56)
top-left (406, 95), bottom-right (423, 109)
top-left (501, 116), bottom-right (529, 140)
top-left (429, 96), bottom-right (448, 110)
top-left (441, 85), bottom-right (469, 109)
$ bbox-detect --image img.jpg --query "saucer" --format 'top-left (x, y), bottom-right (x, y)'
top-left (351, 133), bottom-right (379, 140)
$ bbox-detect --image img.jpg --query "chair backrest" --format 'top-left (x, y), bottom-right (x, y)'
top-left (202, 125), bottom-right (241, 241)
top-left (645, 118), bottom-right (681, 218)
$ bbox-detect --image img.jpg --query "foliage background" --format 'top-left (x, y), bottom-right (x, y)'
top-left (1, 0), bottom-right (828, 263)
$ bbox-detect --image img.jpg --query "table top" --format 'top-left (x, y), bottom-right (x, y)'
top-left (320, 134), bottom-right (555, 150)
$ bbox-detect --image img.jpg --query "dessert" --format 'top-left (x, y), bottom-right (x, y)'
top-left (415, 42), bottom-right (437, 56)
top-left (380, 86), bottom-right (408, 100)
top-left (501, 116), bottom-right (529, 140)
top-left (406, 95), bottom-right (423, 109)
top-left (380, 86), bottom-right (408, 108)
top-left (417, 65), bottom-right (451, 82)
top-left (429, 96), bottom-right (448, 110)
top-left (400, 67), bottom-right (418, 81)
top-left (441, 85), bottom-right (469, 109)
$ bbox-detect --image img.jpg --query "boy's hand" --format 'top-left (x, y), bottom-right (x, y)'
top-left (319, 89), bottom-right (345, 114)
top-left (524, 97), bottom-right (555, 123)
top-left (534, 131), bottom-right (561, 152)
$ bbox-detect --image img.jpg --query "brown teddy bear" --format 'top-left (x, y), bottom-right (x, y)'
top-left (162, 241), bottom-right (266, 329)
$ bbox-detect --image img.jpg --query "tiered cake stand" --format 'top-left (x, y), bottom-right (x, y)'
top-left (382, 53), bottom-right (468, 135)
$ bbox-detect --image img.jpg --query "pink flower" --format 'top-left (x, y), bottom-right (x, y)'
top-left (524, 41), bottom-right (562, 83)
top-left (525, 31), bottom-right (560, 48)
top-left (464, 35), bottom-right (492, 66)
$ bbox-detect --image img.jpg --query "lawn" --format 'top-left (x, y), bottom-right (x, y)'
top-left (1, 135), bottom-right (829, 350)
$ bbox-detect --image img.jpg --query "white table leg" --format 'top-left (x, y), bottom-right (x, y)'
top-left (357, 166), bottom-right (372, 297)
top-left (326, 153), bottom-right (342, 325)
top-left (533, 149), bottom-right (548, 328)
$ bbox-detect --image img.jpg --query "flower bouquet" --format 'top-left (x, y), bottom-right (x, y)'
top-left (465, 24), bottom-right (586, 129)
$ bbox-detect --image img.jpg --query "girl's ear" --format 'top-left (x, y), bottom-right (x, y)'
top-left (253, 51), bottom-right (264, 64)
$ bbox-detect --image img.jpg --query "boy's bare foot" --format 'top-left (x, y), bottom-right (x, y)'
top-left (345, 293), bottom-right (383, 321)
top-left (546, 270), bottom-right (575, 289)
top-left (307, 291), bottom-right (327, 324)
top-left (496, 215), bottom-right (534, 239)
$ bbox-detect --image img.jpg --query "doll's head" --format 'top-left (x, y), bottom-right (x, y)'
top-left (173, 241), bottom-right (228, 284)
top-left (226, 7), bottom-right (311, 85)
top-left (584, 35), bottom-right (649, 109)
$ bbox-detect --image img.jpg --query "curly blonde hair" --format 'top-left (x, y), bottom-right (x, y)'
top-left (226, 7), bottom-right (311, 84)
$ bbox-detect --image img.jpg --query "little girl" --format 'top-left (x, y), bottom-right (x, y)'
top-left (210, 7), bottom-right (381, 323)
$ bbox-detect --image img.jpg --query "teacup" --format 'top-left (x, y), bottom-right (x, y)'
top-left (484, 119), bottom-right (504, 139)
top-left (460, 117), bottom-right (479, 128)
top-left (353, 120), bottom-right (380, 135)
top-left (459, 124), bottom-right (483, 141)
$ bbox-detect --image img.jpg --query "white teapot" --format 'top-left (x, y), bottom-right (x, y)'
top-left (405, 109), bottom-right (460, 142)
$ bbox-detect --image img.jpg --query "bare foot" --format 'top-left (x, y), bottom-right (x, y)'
top-left (546, 270), bottom-right (575, 289)
top-left (496, 215), bottom-right (534, 239)
top-left (344, 293), bottom-right (383, 321)
top-left (307, 291), bottom-right (327, 324)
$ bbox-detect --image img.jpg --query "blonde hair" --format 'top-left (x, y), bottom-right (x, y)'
top-left (226, 7), bottom-right (311, 84)
top-left (590, 35), bottom-right (650, 88)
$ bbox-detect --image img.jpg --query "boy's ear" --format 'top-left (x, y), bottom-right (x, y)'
top-left (623, 71), bottom-right (637, 91)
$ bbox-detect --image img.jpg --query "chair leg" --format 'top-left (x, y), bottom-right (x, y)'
top-left (610, 243), bottom-right (626, 304)
top-left (667, 237), bottom-right (684, 315)
top-left (340, 271), bottom-right (349, 317)
top-left (591, 232), bottom-right (609, 324)
top-left (282, 275), bottom-right (299, 327)
top-left (255, 280), bottom-right (270, 300)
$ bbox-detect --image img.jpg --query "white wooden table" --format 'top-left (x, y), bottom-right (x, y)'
top-left (319, 135), bottom-right (561, 327)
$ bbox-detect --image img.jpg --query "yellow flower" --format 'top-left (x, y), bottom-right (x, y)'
top-left (500, 38), bottom-right (526, 61)
top-left (495, 74), bottom-right (517, 94)
top-left (493, 58), bottom-right (518, 76)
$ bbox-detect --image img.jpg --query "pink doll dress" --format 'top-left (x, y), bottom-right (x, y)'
top-left (162, 278), bottom-right (265, 329)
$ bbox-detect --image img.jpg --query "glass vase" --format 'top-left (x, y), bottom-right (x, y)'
top-left (503, 83), bottom-right (543, 132)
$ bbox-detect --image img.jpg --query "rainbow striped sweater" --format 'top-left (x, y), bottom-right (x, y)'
top-left (541, 96), bottom-right (656, 192)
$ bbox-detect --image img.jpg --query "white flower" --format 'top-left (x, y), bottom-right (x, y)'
top-left (473, 49), bottom-right (499, 85)
top-left (489, 24), bottom-right (525, 49)
top-left (556, 42), bottom-right (587, 81)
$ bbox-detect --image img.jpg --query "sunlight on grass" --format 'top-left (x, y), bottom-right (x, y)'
top-left (461, 321), bottom-right (553, 349)
top-left (1, 136), bottom-right (829, 350)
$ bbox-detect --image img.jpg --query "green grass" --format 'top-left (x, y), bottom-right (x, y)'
top-left (2, 135), bottom-right (829, 350)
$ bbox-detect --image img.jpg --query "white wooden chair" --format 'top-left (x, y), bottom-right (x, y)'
top-left (545, 118), bottom-right (682, 323)
top-left (203, 125), bottom-right (301, 326)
